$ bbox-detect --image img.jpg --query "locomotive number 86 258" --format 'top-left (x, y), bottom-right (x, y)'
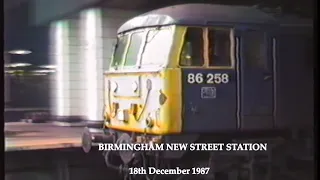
top-left (186, 73), bottom-right (230, 84)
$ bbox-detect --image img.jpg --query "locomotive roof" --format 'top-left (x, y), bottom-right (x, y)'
top-left (118, 3), bottom-right (311, 33)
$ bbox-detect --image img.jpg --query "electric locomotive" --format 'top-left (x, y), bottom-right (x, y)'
top-left (82, 4), bottom-right (313, 180)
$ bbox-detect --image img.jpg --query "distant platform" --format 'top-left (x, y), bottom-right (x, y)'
top-left (5, 122), bottom-right (83, 152)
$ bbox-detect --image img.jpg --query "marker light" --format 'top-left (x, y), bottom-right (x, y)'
top-left (132, 81), bottom-right (138, 92)
top-left (146, 116), bottom-right (154, 128)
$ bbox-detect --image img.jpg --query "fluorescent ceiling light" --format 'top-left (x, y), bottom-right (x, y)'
top-left (5, 63), bottom-right (32, 68)
top-left (5, 70), bottom-right (24, 73)
top-left (39, 65), bottom-right (56, 69)
top-left (8, 49), bottom-right (32, 55)
top-left (5, 70), bottom-right (15, 73)
top-left (32, 69), bottom-right (56, 73)
top-left (32, 73), bottom-right (47, 76)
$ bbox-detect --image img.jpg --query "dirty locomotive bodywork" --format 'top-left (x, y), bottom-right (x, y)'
top-left (82, 4), bottom-right (313, 180)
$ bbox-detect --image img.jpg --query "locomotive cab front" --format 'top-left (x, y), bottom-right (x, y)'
top-left (104, 24), bottom-right (239, 135)
top-left (104, 26), bottom-right (180, 135)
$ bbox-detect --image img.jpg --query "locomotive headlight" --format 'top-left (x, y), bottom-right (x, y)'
top-left (146, 116), bottom-right (154, 128)
top-left (132, 81), bottom-right (138, 92)
top-left (146, 109), bottom-right (160, 128)
top-left (110, 81), bottom-right (118, 92)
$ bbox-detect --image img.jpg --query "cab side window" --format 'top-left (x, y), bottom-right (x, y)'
top-left (208, 29), bottom-right (231, 67)
top-left (180, 28), bottom-right (204, 66)
top-left (242, 31), bottom-right (267, 70)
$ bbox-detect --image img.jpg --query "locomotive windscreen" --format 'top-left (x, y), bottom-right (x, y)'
top-left (110, 26), bottom-right (174, 70)
top-left (111, 35), bottom-right (129, 67)
top-left (140, 27), bottom-right (173, 67)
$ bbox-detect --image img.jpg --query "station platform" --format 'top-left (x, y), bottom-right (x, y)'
top-left (5, 122), bottom-right (84, 151)
top-left (4, 122), bottom-right (121, 180)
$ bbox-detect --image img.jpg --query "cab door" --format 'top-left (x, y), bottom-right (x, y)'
top-left (239, 30), bottom-right (274, 130)
top-left (181, 27), bottom-right (237, 133)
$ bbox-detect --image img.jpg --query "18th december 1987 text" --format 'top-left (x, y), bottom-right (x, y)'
top-left (128, 167), bottom-right (210, 175)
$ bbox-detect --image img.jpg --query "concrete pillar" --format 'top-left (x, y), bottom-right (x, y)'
top-left (79, 9), bottom-right (103, 121)
top-left (50, 20), bottom-right (70, 117)
top-left (68, 17), bottom-right (86, 117)
top-left (79, 8), bottom-right (139, 121)
top-left (50, 8), bottom-right (140, 122)
top-left (50, 16), bottom-right (88, 119)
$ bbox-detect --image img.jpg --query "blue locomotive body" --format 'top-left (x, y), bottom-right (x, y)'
top-left (165, 5), bottom-right (314, 134)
